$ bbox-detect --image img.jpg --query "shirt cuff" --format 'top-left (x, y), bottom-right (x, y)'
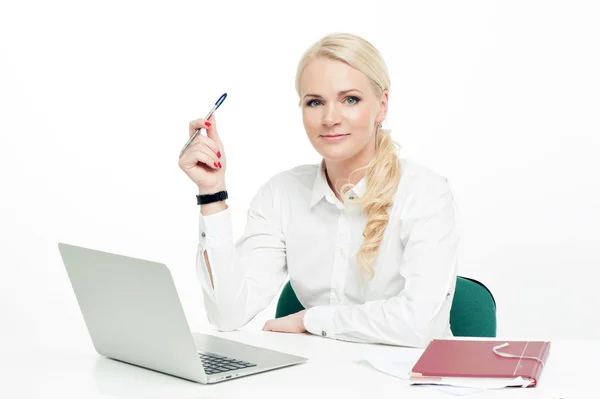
top-left (199, 207), bottom-right (233, 248)
top-left (304, 306), bottom-right (338, 339)
top-left (198, 207), bottom-right (233, 294)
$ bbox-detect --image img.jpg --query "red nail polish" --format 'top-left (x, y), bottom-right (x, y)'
top-left (214, 162), bottom-right (218, 168)
top-left (205, 121), bottom-right (211, 127)
top-left (218, 162), bottom-right (222, 168)
top-left (217, 151), bottom-right (221, 158)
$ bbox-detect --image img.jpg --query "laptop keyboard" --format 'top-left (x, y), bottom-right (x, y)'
top-left (198, 351), bottom-right (257, 375)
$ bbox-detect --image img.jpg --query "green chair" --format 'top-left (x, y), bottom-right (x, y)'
top-left (275, 276), bottom-right (496, 337)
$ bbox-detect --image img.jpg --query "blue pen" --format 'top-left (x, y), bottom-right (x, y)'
top-left (179, 93), bottom-right (227, 157)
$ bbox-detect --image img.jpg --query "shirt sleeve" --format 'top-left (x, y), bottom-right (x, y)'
top-left (196, 181), bottom-right (288, 331)
top-left (303, 177), bottom-right (460, 347)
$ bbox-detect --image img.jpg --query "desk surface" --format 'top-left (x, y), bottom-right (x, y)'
top-left (2, 330), bottom-right (597, 398)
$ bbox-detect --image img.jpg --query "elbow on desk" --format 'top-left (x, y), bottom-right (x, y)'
top-left (213, 323), bottom-right (240, 333)
top-left (390, 300), bottom-right (452, 348)
top-left (342, 318), bottom-right (438, 348)
top-left (403, 318), bottom-right (449, 348)
top-left (384, 316), bottom-right (444, 348)
top-left (206, 312), bottom-right (247, 332)
top-left (202, 290), bottom-right (250, 332)
top-left (403, 329), bottom-right (436, 348)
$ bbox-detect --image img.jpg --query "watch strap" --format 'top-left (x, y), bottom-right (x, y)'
top-left (196, 190), bottom-right (228, 205)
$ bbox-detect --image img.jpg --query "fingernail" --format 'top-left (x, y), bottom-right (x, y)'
top-left (217, 151), bottom-right (221, 158)
top-left (214, 162), bottom-right (218, 168)
top-left (205, 121), bottom-right (211, 127)
top-left (218, 162), bottom-right (222, 168)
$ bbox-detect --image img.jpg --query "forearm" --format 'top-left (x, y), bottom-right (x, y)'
top-left (200, 205), bottom-right (227, 289)
top-left (198, 185), bottom-right (227, 287)
top-left (303, 294), bottom-right (454, 347)
top-left (195, 180), bottom-right (288, 332)
top-left (197, 204), bottom-right (249, 330)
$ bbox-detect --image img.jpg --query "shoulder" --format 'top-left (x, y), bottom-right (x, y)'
top-left (252, 163), bottom-right (318, 200)
top-left (396, 158), bottom-right (455, 215)
top-left (399, 158), bottom-right (450, 188)
top-left (266, 163), bottom-right (319, 189)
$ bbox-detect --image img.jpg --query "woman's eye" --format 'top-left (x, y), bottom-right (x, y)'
top-left (306, 96), bottom-right (361, 107)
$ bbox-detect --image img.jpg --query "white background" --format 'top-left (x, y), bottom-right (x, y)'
top-left (1, 0), bottom-right (599, 357)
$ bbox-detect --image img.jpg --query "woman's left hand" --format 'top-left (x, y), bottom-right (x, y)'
top-left (262, 310), bottom-right (307, 333)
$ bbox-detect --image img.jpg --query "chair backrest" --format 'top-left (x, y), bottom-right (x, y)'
top-left (450, 276), bottom-right (496, 337)
top-left (275, 276), bottom-right (496, 337)
top-left (275, 281), bottom-right (305, 319)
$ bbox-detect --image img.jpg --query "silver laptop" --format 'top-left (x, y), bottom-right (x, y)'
top-left (57, 242), bottom-right (307, 384)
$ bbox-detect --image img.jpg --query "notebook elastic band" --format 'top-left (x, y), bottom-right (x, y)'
top-left (492, 342), bottom-right (545, 367)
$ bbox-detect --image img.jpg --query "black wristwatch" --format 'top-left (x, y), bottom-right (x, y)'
top-left (196, 190), bottom-right (228, 205)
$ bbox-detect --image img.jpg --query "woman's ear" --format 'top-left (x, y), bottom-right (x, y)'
top-left (378, 89), bottom-right (389, 122)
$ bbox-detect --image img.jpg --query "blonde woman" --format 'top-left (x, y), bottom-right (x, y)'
top-left (178, 32), bottom-right (460, 348)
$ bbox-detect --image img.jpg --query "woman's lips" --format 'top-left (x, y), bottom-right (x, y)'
top-left (320, 134), bottom-right (350, 142)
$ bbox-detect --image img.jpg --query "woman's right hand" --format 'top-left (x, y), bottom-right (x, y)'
top-left (178, 114), bottom-right (226, 194)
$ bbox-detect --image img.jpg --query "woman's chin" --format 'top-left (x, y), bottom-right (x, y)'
top-left (316, 145), bottom-right (357, 162)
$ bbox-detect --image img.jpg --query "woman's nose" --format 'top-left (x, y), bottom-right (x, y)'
top-left (322, 104), bottom-right (342, 126)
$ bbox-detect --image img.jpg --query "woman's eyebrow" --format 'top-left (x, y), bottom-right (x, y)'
top-left (303, 89), bottom-right (363, 99)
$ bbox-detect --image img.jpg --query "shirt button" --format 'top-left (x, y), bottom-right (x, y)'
top-left (201, 232), bottom-right (206, 238)
top-left (321, 330), bottom-right (327, 337)
top-left (349, 196), bottom-right (355, 200)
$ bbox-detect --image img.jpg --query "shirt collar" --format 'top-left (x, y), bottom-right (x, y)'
top-left (309, 159), bottom-right (367, 209)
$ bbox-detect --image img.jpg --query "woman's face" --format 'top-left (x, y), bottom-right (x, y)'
top-left (299, 58), bottom-right (387, 163)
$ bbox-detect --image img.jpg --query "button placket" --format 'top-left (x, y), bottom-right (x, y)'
top-left (339, 207), bottom-right (354, 303)
top-left (330, 211), bottom-right (349, 304)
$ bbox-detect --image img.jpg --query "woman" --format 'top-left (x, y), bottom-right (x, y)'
top-left (178, 32), bottom-right (460, 348)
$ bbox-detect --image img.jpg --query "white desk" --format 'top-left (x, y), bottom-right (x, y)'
top-left (2, 331), bottom-right (597, 398)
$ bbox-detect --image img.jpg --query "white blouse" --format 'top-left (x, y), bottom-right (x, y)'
top-left (196, 157), bottom-right (461, 347)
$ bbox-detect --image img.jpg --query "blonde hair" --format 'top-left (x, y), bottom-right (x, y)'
top-left (295, 33), bottom-right (402, 281)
